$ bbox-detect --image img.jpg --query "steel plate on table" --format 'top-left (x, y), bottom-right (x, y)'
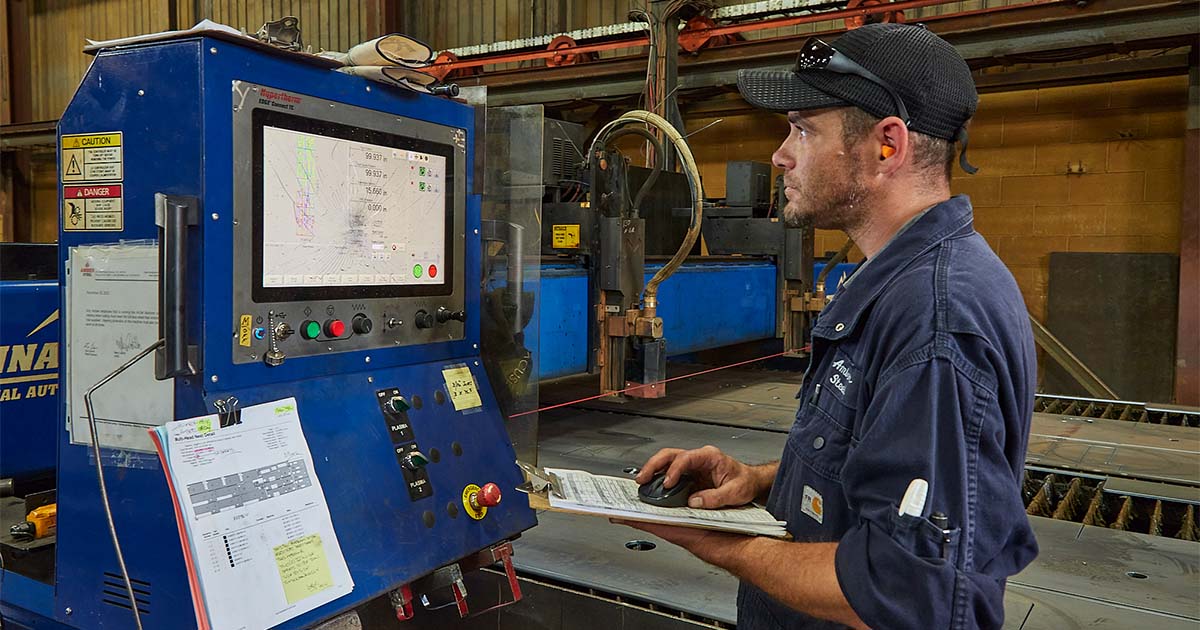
top-left (1028, 413), bottom-right (1200, 486)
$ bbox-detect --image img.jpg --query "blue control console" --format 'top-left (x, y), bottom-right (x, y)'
top-left (22, 33), bottom-right (536, 630)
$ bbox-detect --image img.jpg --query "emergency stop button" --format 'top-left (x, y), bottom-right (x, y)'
top-left (324, 319), bottom-right (345, 337)
top-left (462, 483), bottom-right (502, 520)
top-left (476, 483), bottom-right (501, 507)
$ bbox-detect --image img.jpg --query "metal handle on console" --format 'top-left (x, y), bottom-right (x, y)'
top-left (154, 193), bottom-right (201, 379)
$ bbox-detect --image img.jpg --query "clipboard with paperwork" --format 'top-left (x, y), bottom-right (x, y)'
top-left (148, 397), bottom-right (354, 630)
top-left (517, 462), bottom-right (791, 539)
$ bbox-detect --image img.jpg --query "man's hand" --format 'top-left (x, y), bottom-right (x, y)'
top-left (635, 445), bottom-right (776, 509)
top-left (612, 519), bottom-right (868, 630)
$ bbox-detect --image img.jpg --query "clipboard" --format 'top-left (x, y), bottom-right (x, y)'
top-left (515, 461), bottom-right (792, 539)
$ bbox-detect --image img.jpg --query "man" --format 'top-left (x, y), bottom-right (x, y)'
top-left (625, 23), bottom-right (1039, 629)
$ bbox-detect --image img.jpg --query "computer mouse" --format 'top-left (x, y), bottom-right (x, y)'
top-left (638, 472), bottom-right (695, 508)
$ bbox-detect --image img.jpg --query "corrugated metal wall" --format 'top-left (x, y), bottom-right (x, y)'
top-left (24, 0), bottom-right (383, 121)
top-left (21, 1), bottom-right (1008, 120)
top-left (401, 0), bottom-right (638, 51)
top-left (29, 0), bottom-right (172, 121)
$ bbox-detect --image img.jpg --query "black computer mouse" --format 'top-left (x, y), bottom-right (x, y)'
top-left (638, 472), bottom-right (695, 508)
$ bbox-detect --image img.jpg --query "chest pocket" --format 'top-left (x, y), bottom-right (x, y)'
top-left (788, 348), bottom-right (861, 482)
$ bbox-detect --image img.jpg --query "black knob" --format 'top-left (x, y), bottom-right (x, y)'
top-left (414, 310), bottom-right (435, 329)
top-left (385, 395), bottom-right (410, 414)
top-left (436, 308), bottom-right (466, 324)
top-left (352, 314), bottom-right (372, 335)
top-left (402, 450), bottom-right (430, 470)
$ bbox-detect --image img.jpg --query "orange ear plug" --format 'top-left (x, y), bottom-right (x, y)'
top-left (881, 146), bottom-right (896, 159)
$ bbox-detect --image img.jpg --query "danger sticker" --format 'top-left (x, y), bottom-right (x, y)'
top-left (61, 132), bottom-right (123, 182)
top-left (551, 224), bottom-right (580, 248)
top-left (63, 184), bottom-right (123, 231)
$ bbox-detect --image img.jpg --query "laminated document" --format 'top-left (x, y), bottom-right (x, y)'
top-left (538, 468), bottom-right (789, 538)
top-left (149, 398), bottom-right (353, 630)
top-left (66, 243), bottom-right (173, 452)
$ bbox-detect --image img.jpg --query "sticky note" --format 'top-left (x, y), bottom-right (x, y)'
top-left (238, 315), bottom-right (252, 347)
top-left (441, 366), bottom-right (482, 411)
top-left (196, 418), bottom-right (213, 435)
top-left (273, 534), bottom-right (334, 605)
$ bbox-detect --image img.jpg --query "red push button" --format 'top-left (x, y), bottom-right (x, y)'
top-left (477, 483), bottom-right (502, 508)
top-left (428, 264), bottom-right (438, 278)
top-left (324, 319), bottom-right (345, 337)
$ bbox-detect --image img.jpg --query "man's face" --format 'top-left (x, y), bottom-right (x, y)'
top-left (772, 108), bottom-right (872, 231)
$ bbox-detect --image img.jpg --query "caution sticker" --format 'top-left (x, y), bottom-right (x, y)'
top-left (441, 364), bottom-right (482, 412)
top-left (61, 132), bottom-right (123, 182)
top-left (62, 184), bottom-right (123, 231)
top-left (551, 224), bottom-right (580, 248)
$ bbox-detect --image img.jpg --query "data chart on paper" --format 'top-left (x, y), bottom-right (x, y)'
top-left (186, 460), bottom-right (313, 517)
top-left (261, 125), bottom-right (447, 288)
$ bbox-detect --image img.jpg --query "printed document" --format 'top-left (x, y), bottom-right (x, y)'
top-left (544, 468), bottom-right (788, 537)
top-left (149, 398), bottom-right (353, 630)
top-left (67, 243), bottom-right (172, 452)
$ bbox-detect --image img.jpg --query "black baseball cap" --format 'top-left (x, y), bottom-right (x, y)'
top-left (737, 24), bottom-right (979, 170)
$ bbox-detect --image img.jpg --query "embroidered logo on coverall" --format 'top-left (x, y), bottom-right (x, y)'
top-left (827, 358), bottom-right (856, 401)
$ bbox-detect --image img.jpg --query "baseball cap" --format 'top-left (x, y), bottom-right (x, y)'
top-left (737, 23), bottom-right (979, 173)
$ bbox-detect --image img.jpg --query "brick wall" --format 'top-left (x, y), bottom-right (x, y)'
top-left (685, 75), bottom-right (1189, 321)
top-left (957, 75), bottom-right (1187, 321)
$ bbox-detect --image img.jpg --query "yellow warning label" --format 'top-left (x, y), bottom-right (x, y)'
top-left (61, 133), bottom-right (121, 149)
top-left (239, 315), bottom-right (253, 347)
top-left (552, 224), bottom-right (581, 248)
top-left (462, 484), bottom-right (487, 520)
top-left (61, 132), bottom-right (123, 182)
top-left (442, 365), bottom-right (482, 411)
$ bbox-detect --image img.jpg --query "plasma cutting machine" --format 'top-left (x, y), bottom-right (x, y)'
top-left (0, 31), bottom-right (535, 630)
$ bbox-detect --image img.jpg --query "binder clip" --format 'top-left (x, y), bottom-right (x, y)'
top-left (214, 396), bottom-right (241, 427)
top-left (514, 460), bottom-right (563, 499)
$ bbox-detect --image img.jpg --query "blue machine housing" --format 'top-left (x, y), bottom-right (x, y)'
top-left (536, 261), bottom-right (779, 379)
top-left (0, 281), bottom-right (59, 480)
top-left (32, 36), bottom-right (536, 630)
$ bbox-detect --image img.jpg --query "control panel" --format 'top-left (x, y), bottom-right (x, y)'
top-left (370, 380), bottom-right (505, 511)
top-left (229, 83), bottom-right (468, 365)
top-left (50, 37), bottom-right (535, 630)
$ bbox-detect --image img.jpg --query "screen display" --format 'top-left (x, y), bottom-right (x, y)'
top-left (260, 126), bottom-right (447, 289)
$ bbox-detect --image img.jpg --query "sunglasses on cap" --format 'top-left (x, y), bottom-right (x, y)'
top-left (794, 37), bottom-right (911, 126)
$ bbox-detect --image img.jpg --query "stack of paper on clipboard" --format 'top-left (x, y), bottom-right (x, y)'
top-left (148, 397), bottom-right (354, 630)
top-left (524, 466), bottom-right (790, 538)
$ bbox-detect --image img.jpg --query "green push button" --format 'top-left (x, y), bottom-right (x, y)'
top-left (301, 320), bottom-right (321, 340)
top-left (413, 264), bottom-right (423, 278)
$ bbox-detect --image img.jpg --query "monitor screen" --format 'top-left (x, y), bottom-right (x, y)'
top-left (251, 109), bottom-right (455, 302)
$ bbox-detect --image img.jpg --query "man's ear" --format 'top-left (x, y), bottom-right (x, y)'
top-left (875, 117), bottom-right (909, 171)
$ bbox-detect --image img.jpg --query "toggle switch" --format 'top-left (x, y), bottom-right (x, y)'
top-left (401, 450), bottom-right (429, 471)
top-left (385, 395), bottom-right (410, 415)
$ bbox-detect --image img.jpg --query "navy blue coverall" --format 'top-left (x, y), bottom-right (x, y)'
top-left (737, 196), bottom-right (1040, 629)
